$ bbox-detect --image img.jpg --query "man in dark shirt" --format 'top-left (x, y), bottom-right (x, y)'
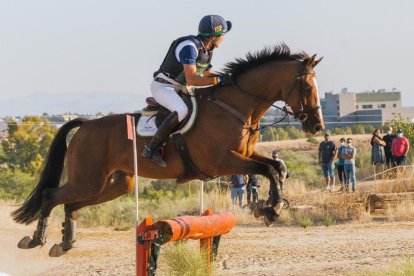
top-left (230, 175), bottom-right (245, 208)
top-left (382, 126), bottom-right (396, 169)
top-left (318, 132), bottom-right (338, 191)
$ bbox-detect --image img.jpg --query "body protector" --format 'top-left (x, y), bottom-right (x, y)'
top-left (153, 35), bottom-right (213, 85)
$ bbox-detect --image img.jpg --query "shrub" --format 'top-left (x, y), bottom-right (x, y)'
top-left (164, 242), bottom-right (211, 276)
top-left (323, 214), bottom-right (336, 226)
top-left (297, 215), bottom-right (313, 228)
top-left (306, 137), bottom-right (318, 144)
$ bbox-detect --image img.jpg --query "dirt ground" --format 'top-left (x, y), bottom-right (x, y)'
top-left (1, 204), bottom-right (414, 276)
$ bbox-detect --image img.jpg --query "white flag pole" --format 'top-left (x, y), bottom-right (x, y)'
top-left (200, 180), bottom-right (204, 215)
top-left (132, 116), bottom-right (139, 225)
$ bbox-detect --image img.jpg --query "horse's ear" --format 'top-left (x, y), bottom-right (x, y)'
top-left (313, 57), bottom-right (323, 68)
top-left (305, 54), bottom-right (316, 69)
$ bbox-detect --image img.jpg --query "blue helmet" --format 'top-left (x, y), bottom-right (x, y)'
top-left (198, 15), bottom-right (232, 37)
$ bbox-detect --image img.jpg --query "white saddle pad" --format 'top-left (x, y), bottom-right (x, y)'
top-left (136, 95), bottom-right (197, 137)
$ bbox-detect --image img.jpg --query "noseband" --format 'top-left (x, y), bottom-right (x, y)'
top-left (232, 60), bottom-right (320, 124)
top-left (285, 62), bottom-right (321, 123)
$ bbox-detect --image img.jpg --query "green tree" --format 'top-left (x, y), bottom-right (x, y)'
top-left (1, 116), bottom-right (57, 175)
top-left (286, 126), bottom-right (305, 139)
top-left (275, 128), bottom-right (289, 140)
top-left (364, 125), bottom-right (375, 134)
top-left (332, 127), bottom-right (345, 135)
top-left (351, 124), bottom-right (365, 134)
top-left (261, 128), bottom-right (277, 141)
top-left (391, 114), bottom-right (414, 146)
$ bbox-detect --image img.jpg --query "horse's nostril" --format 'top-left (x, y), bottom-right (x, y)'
top-left (315, 125), bottom-right (322, 132)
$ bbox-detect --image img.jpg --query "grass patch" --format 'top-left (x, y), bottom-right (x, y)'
top-left (323, 213), bottom-right (336, 226)
top-left (164, 242), bottom-right (212, 276)
top-left (297, 215), bottom-right (313, 228)
top-left (356, 256), bottom-right (414, 276)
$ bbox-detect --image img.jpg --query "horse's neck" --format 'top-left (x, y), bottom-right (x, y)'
top-left (197, 62), bottom-right (294, 124)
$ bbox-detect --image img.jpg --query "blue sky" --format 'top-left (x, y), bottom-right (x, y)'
top-left (1, 0), bottom-right (413, 116)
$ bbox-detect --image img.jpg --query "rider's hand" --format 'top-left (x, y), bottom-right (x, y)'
top-left (218, 74), bottom-right (234, 86)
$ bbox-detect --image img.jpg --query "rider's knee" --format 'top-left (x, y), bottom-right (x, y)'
top-left (177, 107), bottom-right (188, 122)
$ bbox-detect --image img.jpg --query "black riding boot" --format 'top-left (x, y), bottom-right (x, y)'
top-left (141, 111), bottom-right (179, 167)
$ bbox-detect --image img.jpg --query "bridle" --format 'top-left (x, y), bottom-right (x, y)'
top-left (230, 60), bottom-right (321, 131)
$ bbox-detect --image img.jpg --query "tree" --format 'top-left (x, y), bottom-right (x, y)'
top-left (261, 128), bottom-right (277, 141)
top-left (391, 114), bottom-right (414, 146)
top-left (351, 124), bottom-right (365, 134)
top-left (1, 116), bottom-right (57, 175)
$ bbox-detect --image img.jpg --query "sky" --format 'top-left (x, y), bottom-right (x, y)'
top-left (1, 0), bottom-right (414, 116)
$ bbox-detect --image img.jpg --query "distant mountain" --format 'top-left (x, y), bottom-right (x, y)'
top-left (0, 92), bottom-right (147, 116)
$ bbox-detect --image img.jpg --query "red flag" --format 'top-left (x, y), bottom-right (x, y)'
top-left (126, 115), bottom-right (134, 141)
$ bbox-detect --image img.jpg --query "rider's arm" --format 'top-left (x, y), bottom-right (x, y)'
top-left (183, 64), bottom-right (218, 86)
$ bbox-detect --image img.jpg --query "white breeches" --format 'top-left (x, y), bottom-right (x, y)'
top-left (150, 80), bottom-right (188, 122)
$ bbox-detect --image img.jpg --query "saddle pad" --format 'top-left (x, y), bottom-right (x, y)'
top-left (136, 95), bottom-right (198, 137)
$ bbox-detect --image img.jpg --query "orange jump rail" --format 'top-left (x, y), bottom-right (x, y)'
top-left (136, 209), bottom-right (236, 276)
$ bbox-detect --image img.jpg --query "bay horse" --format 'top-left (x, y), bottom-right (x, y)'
top-left (12, 44), bottom-right (324, 256)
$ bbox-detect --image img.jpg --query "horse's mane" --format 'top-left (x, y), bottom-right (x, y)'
top-left (222, 43), bottom-right (309, 80)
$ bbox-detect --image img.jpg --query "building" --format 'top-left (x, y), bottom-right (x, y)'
top-left (321, 89), bottom-right (414, 128)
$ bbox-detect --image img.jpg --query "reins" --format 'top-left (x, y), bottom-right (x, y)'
top-left (198, 60), bottom-right (316, 135)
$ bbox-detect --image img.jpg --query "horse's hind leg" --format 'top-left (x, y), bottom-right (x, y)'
top-left (18, 183), bottom-right (92, 249)
top-left (17, 187), bottom-right (63, 249)
top-left (49, 172), bottom-right (133, 257)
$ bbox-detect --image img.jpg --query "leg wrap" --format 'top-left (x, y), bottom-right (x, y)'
top-left (33, 213), bottom-right (49, 245)
top-left (62, 217), bottom-right (76, 251)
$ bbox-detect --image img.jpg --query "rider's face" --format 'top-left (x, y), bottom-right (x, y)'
top-left (213, 35), bottom-right (225, 48)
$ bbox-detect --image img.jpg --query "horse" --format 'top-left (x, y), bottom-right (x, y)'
top-left (12, 44), bottom-right (324, 257)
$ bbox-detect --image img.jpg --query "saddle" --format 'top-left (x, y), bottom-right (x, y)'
top-left (141, 91), bottom-right (194, 131)
top-left (137, 91), bottom-right (212, 183)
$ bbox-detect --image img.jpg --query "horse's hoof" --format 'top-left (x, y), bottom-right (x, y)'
top-left (49, 243), bottom-right (67, 257)
top-left (264, 216), bottom-right (273, 227)
top-left (17, 236), bottom-right (33, 249)
top-left (18, 236), bottom-right (42, 249)
top-left (253, 206), bottom-right (264, 218)
top-left (263, 207), bottom-right (279, 227)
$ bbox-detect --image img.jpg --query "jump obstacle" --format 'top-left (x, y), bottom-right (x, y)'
top-left (136, 209), bottom-right (236, 276)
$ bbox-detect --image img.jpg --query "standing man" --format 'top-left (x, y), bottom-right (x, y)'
top-left (383, 126), bottom-right (396, 169)
top-left (246, 175), bottom-right (260, 204)
top-left (230, 175), bottom-right (245, 208)
top-left (318, 132), bottom-right (338, 191)
top-left (392, 129), bottom-right (410, 169)
top-left (141, 15), bottom-right (233, 167)
top-left (343, 138), bottom-right (357, 192)
top-left (337, 137), bottom-right (347, 190)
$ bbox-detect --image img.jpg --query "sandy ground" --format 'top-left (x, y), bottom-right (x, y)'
top-left (1, 203), bottom-right (413, 276)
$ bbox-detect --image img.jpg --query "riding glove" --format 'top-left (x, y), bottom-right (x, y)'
top-left (218, 74), bottom-right (234, 86)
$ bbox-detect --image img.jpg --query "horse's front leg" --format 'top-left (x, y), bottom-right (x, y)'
top-left (250, 152), bottom-right (288, 184)
top-left (223, 151), bottom-right (283, 225)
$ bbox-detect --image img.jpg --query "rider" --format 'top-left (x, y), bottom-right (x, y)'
top-left (141, 15), bottom-right (233, 167)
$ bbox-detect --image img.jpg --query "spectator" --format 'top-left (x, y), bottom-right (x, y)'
top-left (383, 126), bottom-right (396, 169)
top-left (343, 138), bottom-right (357, 192)
top-left (337, 137), bottom-right (346, 190)
top-left (392, 129), bottom-right (410, 169)
top-left (246, 175), bottom-right (260, 204)
top-left (230, 175), bottom-right (245, 208)
top-left (371, 129), bottom-right (386, 179)
top-left (318, 132), bottom-right (338, 191)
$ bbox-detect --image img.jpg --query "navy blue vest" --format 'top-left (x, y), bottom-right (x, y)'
top-left (153, 35), bottom-right (213, 85)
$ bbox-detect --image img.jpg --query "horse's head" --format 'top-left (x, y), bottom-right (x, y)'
top-left (285, 55), bottom-right (324, 135)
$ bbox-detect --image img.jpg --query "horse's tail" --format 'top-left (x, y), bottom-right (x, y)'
top-left (12, 118), bottom-right (87, 224)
